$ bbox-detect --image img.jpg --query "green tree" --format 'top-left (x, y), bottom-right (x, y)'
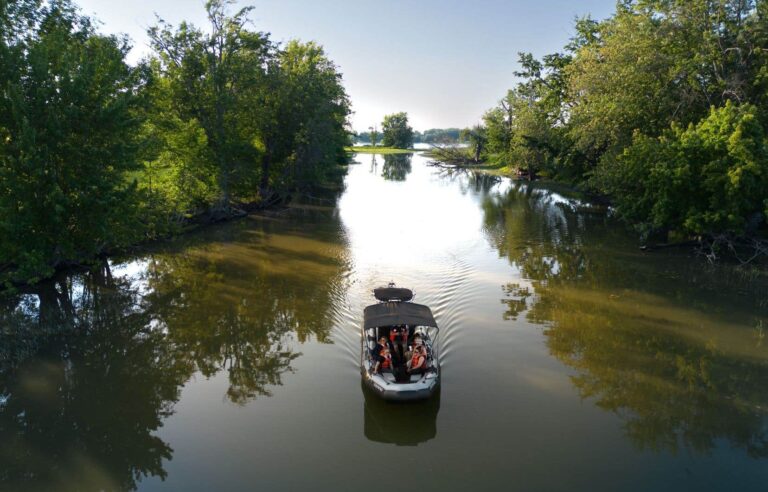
top-left (148, 0), bottom-right (269, 213)
top-left (483, 106), bottom-right (512, 159)
top-left (597, 102), bottom-right (768, 238)
top-left (139, 65), bottom-right (218, 222)
top-left (274, 40), bottom-right (351, 190)
top-left (478, 1), bottom-right (768, 242)
top-left (0, 0), bottom-right (147, 284)
top-left (381, 112), bottom-right (414, 148)
top-left (482, 51), bottom-right (574, 177)
top-left (421, 128), bottom-right (461, 143)
top-left (567, 1), bottom-right (768, 167)
top-left (460, 125), bottom-right (487, 163)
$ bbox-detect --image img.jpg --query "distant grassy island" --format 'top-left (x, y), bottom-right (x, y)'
top-left (346, 146), bottom-right (422, 154)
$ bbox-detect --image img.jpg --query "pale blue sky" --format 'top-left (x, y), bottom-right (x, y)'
top-left (77, 0), bottom-right (617, 131)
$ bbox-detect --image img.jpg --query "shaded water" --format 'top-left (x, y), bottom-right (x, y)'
top-left (2, 152), bottom-right (768, 491)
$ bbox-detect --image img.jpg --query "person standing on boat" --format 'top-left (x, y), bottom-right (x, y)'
top-left (390, 325), bottom-right (408, 360)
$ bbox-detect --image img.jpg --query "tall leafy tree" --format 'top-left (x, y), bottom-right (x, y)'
top-left (148, 0), bottom-right (270, 212)
top-left (0, 0), bottom-right (147, 284)
top-left (460, 125), bottom-right (487, 163)
top-left (256, 40), bottom-right (350, 192)
top-left (478, 0), bottom-right (768, 245)
top-left (381, 112), bottom-right (414, 148)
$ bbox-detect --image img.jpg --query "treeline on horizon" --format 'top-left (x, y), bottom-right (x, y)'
top-left (354, 127), bottom-right (461, 145)
top-left (474, 0), bottom-right (768, 252)
top-left (0, 0), bottom-right (351, 286)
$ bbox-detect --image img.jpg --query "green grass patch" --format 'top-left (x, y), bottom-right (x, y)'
top-left (345, 146), bottom-right (421, 154)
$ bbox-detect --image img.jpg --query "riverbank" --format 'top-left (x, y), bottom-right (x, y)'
top-left (427, 154), bottom-right (768, 263)
top-left (0, 165), bottom-right (350, 292)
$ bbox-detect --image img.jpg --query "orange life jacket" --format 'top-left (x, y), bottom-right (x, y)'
top-left (410, 351), bottom-right (425, 370)
top-left (380, 350), bottom-right (392, 369)
top-left (390, 327), bottom-right (407, 343)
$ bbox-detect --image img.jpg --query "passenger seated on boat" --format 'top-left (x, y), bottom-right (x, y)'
top-left (411, 333), bottom-right (423, 347)
top-left (372, 336), bottom-right (393, 374)
top-left (407, 345), bottom-right (427, 374)
top-left (405, 334), bottom-right (423, 360)
top-left (373, 347), bottom-right (392, 374)
top-left (370, 336), bottom-right (385, 368)
top-left (381, 347), bottom-right (392, 369)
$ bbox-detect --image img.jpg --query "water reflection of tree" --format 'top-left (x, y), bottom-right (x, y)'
top-left (0, 263), bottom-right (187, 490)
top-left (0, 204), bottom-right (350, 488)
top-left (142, 227), bottom-right (345, 403)
top-left (381, 154), bottom-right (412, 181)
top-left (431, 167), bottom-right (501, 196)
top-left (483, 182), bottom-right (768, 459)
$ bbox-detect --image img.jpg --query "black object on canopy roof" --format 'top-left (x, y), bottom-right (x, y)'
top-left (373, 287), bottom-right (414, 302)
top-left (364, 302), bottom-right (437, 329)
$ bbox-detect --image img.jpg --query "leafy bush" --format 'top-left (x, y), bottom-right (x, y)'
top-left (596, 102), bottom-right (768, 237)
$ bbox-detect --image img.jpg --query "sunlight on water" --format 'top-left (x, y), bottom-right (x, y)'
top-left (340, 154), bottom-right (484, 273)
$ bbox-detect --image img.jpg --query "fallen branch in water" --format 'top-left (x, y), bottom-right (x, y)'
top-left (696, 234), bottom-right (768, 265)
top-left (641, 234), bottom-right (768, 265)
top-left (426, 144), bottom-right (474, 166)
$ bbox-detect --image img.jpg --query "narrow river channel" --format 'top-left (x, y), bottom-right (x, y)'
top-left (2, 152), bottom-right (767, 491)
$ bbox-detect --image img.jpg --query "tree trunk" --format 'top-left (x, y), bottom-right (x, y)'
top-left (218, 155), bottom-right (230, 212)
top-left (260, 150), bottom-right (271, 196)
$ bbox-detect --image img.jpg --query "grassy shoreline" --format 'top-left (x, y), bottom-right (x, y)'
top-left (345, 146), bottom-right (421, 154)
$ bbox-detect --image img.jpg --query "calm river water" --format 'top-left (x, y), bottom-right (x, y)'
top-left (2, 152), bottom-right (768, 491)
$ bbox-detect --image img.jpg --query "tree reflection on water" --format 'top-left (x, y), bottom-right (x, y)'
top-left (0, 263), bottom-right (183, 490)
top-left (482, 181), bottom-right (768, 459)
top-left (0, 204), bottom-right (349, 490)
top-left (381, 154), bottom-right (412, 181)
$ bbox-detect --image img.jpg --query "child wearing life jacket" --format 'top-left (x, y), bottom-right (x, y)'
top-left (373, 347), bottom-right (392, 374)
top-left (378, 347), bottom-right (392, 372)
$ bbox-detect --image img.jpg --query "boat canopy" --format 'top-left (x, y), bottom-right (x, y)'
top-left (373, 287), bottom-right (414, 302)
top-left (364, 302), bottom-right (437, 329)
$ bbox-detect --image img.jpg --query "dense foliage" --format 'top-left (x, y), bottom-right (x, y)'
top-left (0, 0), bottom-right (351, 285)
top-left (478, 0), bottom-right (768, 242)
top-left (381, 112), bottom-right (414, 148)
top-left (0, 0), bottom-right (147, 283)
top-left (600, 103), bottom-right (768, 237)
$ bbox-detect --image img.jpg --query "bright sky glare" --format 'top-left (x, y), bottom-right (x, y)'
top-left (76, 0), bottom-right (617, 132)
